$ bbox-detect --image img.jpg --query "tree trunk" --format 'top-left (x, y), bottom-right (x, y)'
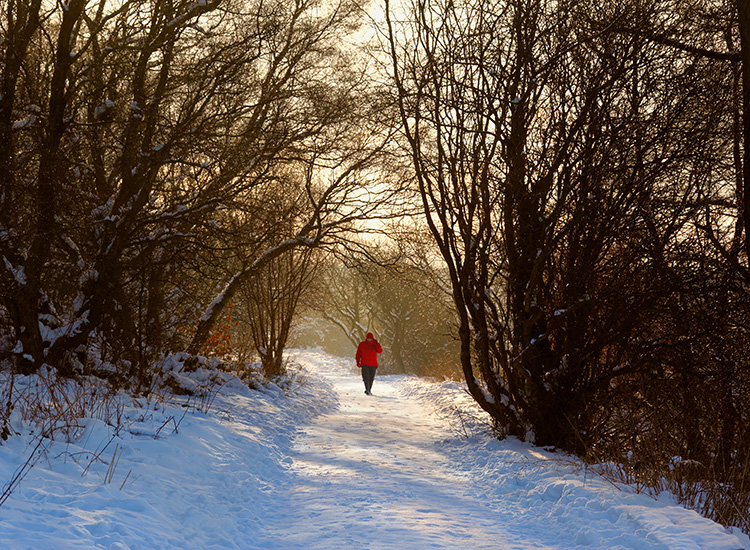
top-left (737, 0), bottom-right (750, 261)
top-left (187, 236), bottom-right (317, 355)
top-left (16, 0), bottom-right (87, 374)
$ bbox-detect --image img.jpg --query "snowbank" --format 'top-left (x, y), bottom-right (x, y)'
top-left (0, 353), bottom-right (337, 549)
top-left (401, 376), bottom-right (750, 550)
top-left (0, 350), bottom-right (747, 550)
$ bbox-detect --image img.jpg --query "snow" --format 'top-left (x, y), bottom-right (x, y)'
top-left (94, 100), bottom-right (114, 119)
top-left (167, 1), bottom-right (210, 29)
top-left (12, 116), bottom-right (34, 129)
top-left (199, 274), bottom-right (240, 322)
top-left (0, 350), bottom-right (747, 550)
top-left (3, 256), bottom-right (26, 284)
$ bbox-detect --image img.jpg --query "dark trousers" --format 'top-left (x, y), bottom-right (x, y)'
top-left (361, 365), bottom-right (377, 393)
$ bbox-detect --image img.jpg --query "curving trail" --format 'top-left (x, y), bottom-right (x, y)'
top-left (0, 351), bottom-right (746, 550)
top-left (258, 355), bottom-right (748, 550)
top-left (267, 362), bottom-right (533, 549)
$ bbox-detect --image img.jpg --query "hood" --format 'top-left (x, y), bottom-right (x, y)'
top-left (366, 332), bottom-right (374, 340)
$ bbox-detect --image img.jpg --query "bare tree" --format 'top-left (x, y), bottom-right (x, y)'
top-left (370, 260), bottom-right (458, 376)
top-left (0, 0), bottom-right (397, 382)
top-left (385, 0), bottom-right (720, 448)
top-left (242, 247), bottom-right (319, 378)
top-left (316, 259), bottom-right (376, 347)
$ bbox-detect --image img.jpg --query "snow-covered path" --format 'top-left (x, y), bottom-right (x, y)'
top-left (260, 353), bottom-right (750, 550)
top-left (254, 358), bottom-right (747, 550)
top-left (264, 360), bottom-right (530, 549)
top-left (0, 350), bottom-right (748, 550)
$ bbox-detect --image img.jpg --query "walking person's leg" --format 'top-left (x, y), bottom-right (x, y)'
top-left (361, 366), bottom-right (369, 394)
top-left (369, 366), bottom-right (377, 394)
top-left (363, 366), bottom-right (376, 395)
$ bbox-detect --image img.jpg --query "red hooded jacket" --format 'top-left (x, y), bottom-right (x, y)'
top-left (356, 332), bottom-right (382, 367)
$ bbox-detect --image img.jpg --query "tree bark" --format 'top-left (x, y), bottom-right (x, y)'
top-left (737, 0), bottom-right (750, 262)
top-left (15, 0), bottom-right (87, 374)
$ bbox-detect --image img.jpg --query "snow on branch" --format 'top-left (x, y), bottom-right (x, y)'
top-left (188, 233), bottom-right (321, 354)
top-left (167, 0), bottom-right (217, 31)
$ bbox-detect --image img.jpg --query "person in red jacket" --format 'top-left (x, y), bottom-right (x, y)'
top-left (356, 332), bottom-right (382, 395)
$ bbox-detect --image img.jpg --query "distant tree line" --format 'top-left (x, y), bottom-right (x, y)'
top-left (385, 0), bottom-right (750, 530)
top-left (311, 237), bottom-right (460, 378)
